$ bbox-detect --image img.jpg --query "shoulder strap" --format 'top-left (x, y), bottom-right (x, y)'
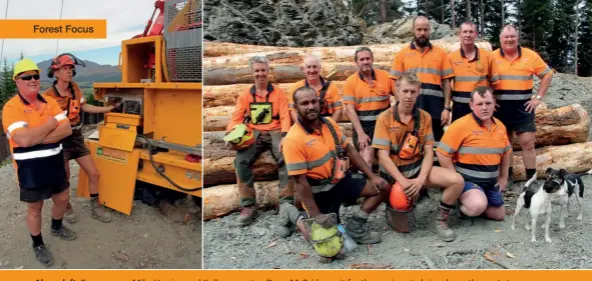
top-left (319, 80), bottom-right (331, 102)
top-left (413, 108), bottom-right (421, 133)
top-left (323, 117), bottom-right (344, 157)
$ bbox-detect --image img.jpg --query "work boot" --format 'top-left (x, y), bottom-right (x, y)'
top-left (236, 206), bottom-right (257, 227)
top-left (434, 207), bottom-right (456, 242)
top-left (33, 244), bottom-right (53, 266)
top-left (91, 197), bottom-right (112, 223)
top-left (51, 225), bottom-right (78, 241)
top-left (345, 214), bottom-right (381, 244)
top-left (276, 202), bottom-right (301, 238)
top-left (64, 203), bottom-right (76, 224)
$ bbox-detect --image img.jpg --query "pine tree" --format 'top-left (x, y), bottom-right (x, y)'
top-left (519, 0), bottom-right (554, 60)
top-left (578, 0), bottom-right (592, 76)
top-left (547, 0), bottom-right (578, 73)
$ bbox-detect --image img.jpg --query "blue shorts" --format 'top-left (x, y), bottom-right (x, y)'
top-left (461, 181), bottom-right (504, 207)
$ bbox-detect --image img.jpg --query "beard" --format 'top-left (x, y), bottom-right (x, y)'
top-left (415, 36), bottom-right (430, 47)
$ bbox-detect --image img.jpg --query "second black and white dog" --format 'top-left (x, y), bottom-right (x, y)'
top-left (511, 168), bottom-right (591, 243)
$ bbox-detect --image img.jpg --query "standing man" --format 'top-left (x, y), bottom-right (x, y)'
top-left (2, 58), bottom-right (75, 266)
top-left (343, 47), bottom-right (393, 170)
top-left (390, 15), bottom-right (454, 145)
top-left (281, 86), bottom-right (390, 247)
top-left (42, 53), bottom-right (117, 224)
top-left (225, 56), bottom-right (292, 227)
top-left (491, 24), bottom-right (553, 185)
top-left (372, 72), bottom-right (464, 242)
top-left (448, 21), bottom-right (500, 122)
top-left (288, 54), bottom-right (343, 123)
top-left (436, 86), bottom-right (512, 221)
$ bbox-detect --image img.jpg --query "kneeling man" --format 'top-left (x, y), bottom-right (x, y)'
top-left (436, 86), bottom-right (511, 221)
top-left (372, 72), bottom-right (464, 242)
top-left (281, 86), bottom-right (390, 246)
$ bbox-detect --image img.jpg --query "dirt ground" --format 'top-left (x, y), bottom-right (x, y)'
top-left (0, 161), bottom-right (202, 269)
top-left (203, 175), bottom-right (592, 269)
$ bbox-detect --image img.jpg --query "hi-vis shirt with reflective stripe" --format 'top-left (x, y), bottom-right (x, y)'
top-left (491, 46), bottom-right (552, 101)
top-left (342, 69), bottom-right (393, 122)
top-left (2, 93), bottom-right (69, 189)
top-left (436, 113), bottom-right (512, 187)
top-left (41, 81), bottom-right (86, 126)
top-left (448, 47), bottom-right (500, 104)
top-left (283, 117), bottom-right (350, 193)
top-left (390, 42), bottom-right (454, 117)
top-left (372, 105), bottom-right (435, 178)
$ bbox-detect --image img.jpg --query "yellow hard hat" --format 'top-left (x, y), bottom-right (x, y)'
top-left (223, 124), bottom-right (255, 150)
top-left (13, 58), bottom-right (41, 80)
top-left (310, 222), bottom-right (343, 258)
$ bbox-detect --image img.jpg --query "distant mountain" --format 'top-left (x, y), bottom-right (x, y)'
top-left (37, 59), bottom-right (121, 84)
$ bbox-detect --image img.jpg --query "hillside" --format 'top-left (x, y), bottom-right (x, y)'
top-left (37, 59), bottom-right (121, 91)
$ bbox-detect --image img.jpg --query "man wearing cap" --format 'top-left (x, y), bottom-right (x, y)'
top-left (2, 58), bottom-right (75, 266)
top-left (225, 55), bottom-right (292, 227)
top-left (42, 53), bottom-right (118, 224)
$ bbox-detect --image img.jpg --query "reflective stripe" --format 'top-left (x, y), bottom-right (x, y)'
top-left (372, 137), bottom-right (390, 146)
top-left (343, 96), bottom-right (355, 101)
top-left (357, 96), bottom-right (389, 103)
top-left (341, 135), bottom-right (347, 143)
top-left (442, 68), bottom-right (453, 76)
top-left (286, 151), bottom-right (334, 172)
top-left (504, 145), bottom-right (512, 153)
top-left (407, 67), bottom-right (441, 75)
top-left (490, 75), bottom-right (500, 82)
top-left (379, 161), bottom-right (421, 178)
top-left (494, 93), bottom-right (532, 100)
top-left (455, 76), bottom-right (486, 82)
top-left (8, 121), bottom-right (28, 134)
top-left (538, 67), bottom-right (551, 78)
top-left (390, 69), bottom-right (403, 76)
top-left (289, 103), bottom-right (295, 108)
top-left (80, 97), bottom-right (86, 103)
top-left (452, 96), bottom-right (470, 103)
top-left (498, 75), bottom-right (532, 81)
top-left (455, 165), bottom-right (499, 179)
top-left (426, 134), bottom-right (434, 142)
top-left (421, 88), bottom-right (444, 98)
top-left (328, 101), bottom-right (343, 109)
top-left (55, 113), bottom-right (67, 122)
top-left (359, 115), bottom-right (378, 121)
top-left (12, 144), bottom-right (63, 160)
top-left (438, 142), bottom-right (455, 154)
top-left (457, 147), bottom-right (506, 154)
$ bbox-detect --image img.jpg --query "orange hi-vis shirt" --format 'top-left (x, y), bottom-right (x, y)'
top-left (41, 81), bottom-right (86, 126)
top-left (283, 116), bottom-right (350, 193)
top-left (436, 113), bottom-right (512, 187)
top-left (490, 46), bottom-right (551, 124)
top-left (227, 83), bottom-right (291, 133)
top-left (390, 42), bottom-right (454, 118)
top-left (2, 93), bottom-right (69, 189)
top-left (288, 77), bottom-right (343, 117)
top-left (372, 103), bottom-right (435, 178)
top-left (342, 69), bottom-right (393, 123)
top-left (447, 46), bottom-right (500, 104)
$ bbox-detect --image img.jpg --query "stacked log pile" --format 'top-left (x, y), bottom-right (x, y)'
top-left (203, 41), bottom-right (592, 220)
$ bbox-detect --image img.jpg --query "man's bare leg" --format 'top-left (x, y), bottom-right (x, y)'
top-left (424, 166), bottom-right (464, 241)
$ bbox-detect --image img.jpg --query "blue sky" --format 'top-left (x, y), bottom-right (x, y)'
top-left (0, 0), bottom-right (154, 65)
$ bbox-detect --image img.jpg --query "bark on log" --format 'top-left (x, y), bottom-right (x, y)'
top-left (204, 62), bottom-right (391, 86)
top-left (510, 104), bottom-right (590, 150)
top-left (204, 41), bottom-right (493, 67)
top-left (203, 180), bottom-right (280, 220)
top-left (511, 142), bottom-right (592, 181)
top-left (204, 42), bottom-right (290, 57)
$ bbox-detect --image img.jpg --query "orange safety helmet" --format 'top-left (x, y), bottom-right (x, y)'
top-left (47, 53), bottom-right (86, 78)
top-left (223, 124), bottom-right (256, 150)
top-left (389, 181), bottom-right (413, 211)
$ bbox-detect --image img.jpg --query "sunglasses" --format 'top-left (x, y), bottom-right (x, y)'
top-left (18, 74), bottom-right (40, 81)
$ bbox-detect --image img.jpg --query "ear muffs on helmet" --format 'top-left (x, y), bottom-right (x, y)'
top-left (47, 53), bottom-right (86, 79)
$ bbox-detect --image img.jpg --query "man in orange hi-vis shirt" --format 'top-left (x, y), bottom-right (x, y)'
top-left (491, 24), bottom-right (553, 186)
top-left (225, 56), bottom-right (292, 228)
top-left (281, 86), bottom-right (390, 251)
top-left (2, 58), bottom-right (74, 266)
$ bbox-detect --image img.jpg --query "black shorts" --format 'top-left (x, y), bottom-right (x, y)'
top-left (352, 120), bottom-right (376, 150)
top-left (313, 172), bottom-right (367, 223)
top-left (504, 121), bottom-right (536, 134)
top-left (493, 99), bottom-right (537, 133)
top-left (20, 181), bottom-right (69, 203)
top-left (62, 129), bottom-right (91, 161)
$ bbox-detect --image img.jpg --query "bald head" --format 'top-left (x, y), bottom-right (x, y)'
top-left (412, 16), bottom-right (430, 28)
top-left (303, 54), bottom-right (321, 66)
top-left (412, 15), bottom-right (431, 47)
top-left (301, 54), bottom-right (322, 80)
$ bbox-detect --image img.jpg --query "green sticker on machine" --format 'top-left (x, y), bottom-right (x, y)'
top-left (96, 147), bottom-right (128, 164)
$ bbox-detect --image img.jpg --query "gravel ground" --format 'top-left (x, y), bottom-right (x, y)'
top-left (203, 73), bottom-right (592, 269)
top-left (0, 161), bottom-right (202, 269)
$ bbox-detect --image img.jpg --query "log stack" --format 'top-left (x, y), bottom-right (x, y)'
top-left (203, 41), bottom-right (592, 220)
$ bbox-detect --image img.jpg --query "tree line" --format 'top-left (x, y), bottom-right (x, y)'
top-left (351, 0), bottom-right (592, 76)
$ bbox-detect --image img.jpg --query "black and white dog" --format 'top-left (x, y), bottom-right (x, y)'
top-left (511, 168), bottom-right (591, 243)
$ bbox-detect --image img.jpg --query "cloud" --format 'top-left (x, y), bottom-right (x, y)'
top-left (0, 0), bottom-right (155, 60)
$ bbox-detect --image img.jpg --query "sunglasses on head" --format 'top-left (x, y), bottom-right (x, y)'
top-left (18, 74), bottom-right (40, 81)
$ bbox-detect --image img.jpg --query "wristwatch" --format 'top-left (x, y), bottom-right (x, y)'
top-left (444, 106), bottom-right (452, 111)
top-left (533, 95), bottom-right (542, 100)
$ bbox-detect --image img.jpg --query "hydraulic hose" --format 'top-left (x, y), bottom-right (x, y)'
top-left (137, 135), bottom-right (200, 192)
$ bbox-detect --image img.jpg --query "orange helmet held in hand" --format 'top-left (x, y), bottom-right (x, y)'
top-left (389, 181), bottom-right (413, 211)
